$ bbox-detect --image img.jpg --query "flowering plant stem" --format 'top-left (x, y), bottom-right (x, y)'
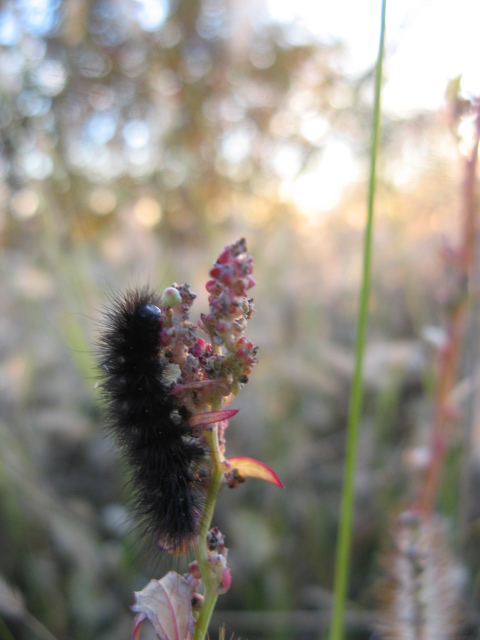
top-left (193, 421), bottom-right (224, 640)
top-left (329, 2), bottom-right (386, 639)
top-left (419, 102), bottom-right (480, 518)
top-left (124, 241), bottom-right (277, 640)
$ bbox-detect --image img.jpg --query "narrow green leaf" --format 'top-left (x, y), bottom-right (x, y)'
top-left (328, 2), bottom-right (387, 639)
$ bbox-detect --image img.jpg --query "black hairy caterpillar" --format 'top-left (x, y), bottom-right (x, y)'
top-left (98, 287), bottom-right (209, 554)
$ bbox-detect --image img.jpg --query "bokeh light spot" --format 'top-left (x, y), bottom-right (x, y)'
top-left (11, 188), bottom-right (40, 219)
top-left (33, 59), bottom-right (67, 96)
top-left (22, 150), bottom-right (53, 180)
top-left (135, 0), bottom-right (169, 32)
top-left (289, 141), bottom-right (357, 215)
top-left (122, 119), bottom-right (150, 149)
top-left (0, 10), bottom-right (20, 45)
top-left (134, 197), bottom-right (162, 228)
top-left (17, 89), bottom-right (51, 116)
top-left (85, 111), bottom-right (117, 145)
top-left (220, 126), bottom-right (254, 163)
top-left (89, 187), bottom-right (117, 215)
top-left (19, 0), bottom-right (58, 37)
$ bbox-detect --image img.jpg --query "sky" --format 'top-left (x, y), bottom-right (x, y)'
top-left (266, 0), bottom-right (480, 215)
top-left (267, 0), bottom-right (480, 114)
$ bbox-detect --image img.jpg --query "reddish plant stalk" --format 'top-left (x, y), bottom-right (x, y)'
top-left (419, 102), bottom-right (480, 518)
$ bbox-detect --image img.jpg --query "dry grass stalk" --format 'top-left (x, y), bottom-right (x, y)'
top-left (377, 513), bottom-right (462, 640)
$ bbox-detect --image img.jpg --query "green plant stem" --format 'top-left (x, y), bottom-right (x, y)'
top-left (0, 616), bottom-right (16, 640)
top-left (328, 2), bottom-right (386, 640)
top-left (193, 426), bottom-right (224, 640)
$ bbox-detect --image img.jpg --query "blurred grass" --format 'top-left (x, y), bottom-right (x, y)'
top-left (2, 203), bottom-right (479, 639)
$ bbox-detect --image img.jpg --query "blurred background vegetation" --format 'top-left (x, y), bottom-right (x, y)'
top-left (0, 1), bottom-right (479, 639)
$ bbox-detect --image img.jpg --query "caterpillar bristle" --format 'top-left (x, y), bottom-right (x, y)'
top-left (98, 286), bottom-right (209, 554)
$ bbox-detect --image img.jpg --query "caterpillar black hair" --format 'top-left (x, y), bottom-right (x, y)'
top-left (98, 287), bottom-right (209, 554)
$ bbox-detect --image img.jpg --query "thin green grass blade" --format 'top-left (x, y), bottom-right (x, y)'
top-left (328, 2), bottom-right (387, 639)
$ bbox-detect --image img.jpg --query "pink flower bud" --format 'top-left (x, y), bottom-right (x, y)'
top-left (236, 348), bottom-right (252, 363)
top-left (209, 298), bottom-right (220, 312)
top-left (236, 338), bottom-right (253, 350)
top-left (215, 320), bottom-right (231, 333)
top-left (189, 561), bottom-right (202, 580)
top-left (220, 267), bottom-right (234, 286)
top-left (233, 280), bottom-right (246, 296)
top-left (217, 248), bottom-right (232, 264)
top-left (160, 327), bottom-right (171, 347)
top-left (209, 265), bottom-right (222, 279)
top-left (221, 567), bottom-right (232, 592)
top-left (200, 313), bottom-right (214, 326)
top-left (190, 338), bottom-right (206, 358)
